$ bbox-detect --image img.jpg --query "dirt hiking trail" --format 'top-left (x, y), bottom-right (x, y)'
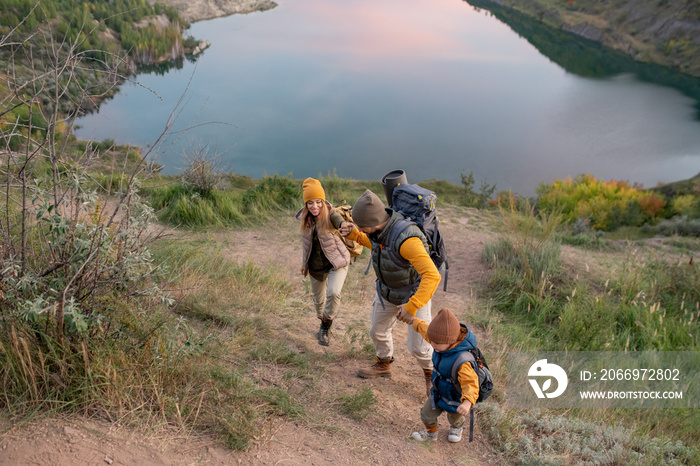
top-left (0, 206), bottom-right (505, 465)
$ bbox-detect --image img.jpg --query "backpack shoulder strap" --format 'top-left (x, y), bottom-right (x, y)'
top-left (450, 351), bottom-right (476, 391)
top-left (449, 351), bottom-right (480, 444)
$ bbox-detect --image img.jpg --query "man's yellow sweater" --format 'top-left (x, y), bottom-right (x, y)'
top-left (348, 229), bottom-right (440, 316)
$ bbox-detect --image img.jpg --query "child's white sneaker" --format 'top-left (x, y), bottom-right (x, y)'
top-left (411, 430), bottom-right (438, 441)
top-left (448, 426), bottom-right (463, 443)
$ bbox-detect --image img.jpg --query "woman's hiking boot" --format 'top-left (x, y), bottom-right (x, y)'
top-left (423, 368), bottom-right (433, 398)
top-left (318, 317), bottom-right (333, 346)
top-left (357, 356), bottom-right (393, 378)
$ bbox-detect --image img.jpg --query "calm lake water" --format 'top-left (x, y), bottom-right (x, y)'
top-left (76, 0), bottom-right (700, 195)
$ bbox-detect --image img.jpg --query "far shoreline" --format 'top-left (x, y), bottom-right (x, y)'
top-left (149, 0), bottom-right (277, 24)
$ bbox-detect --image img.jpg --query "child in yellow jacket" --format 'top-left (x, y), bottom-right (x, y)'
top-left (401, 308), bottom-right (479, 443)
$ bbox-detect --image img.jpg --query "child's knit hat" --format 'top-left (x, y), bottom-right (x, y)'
top-left (427, 308), bottom-right (461, 345)
top-left (303, 178), bottom-right (325, 202)
top-left (352, 189), bottom-right (390, 227)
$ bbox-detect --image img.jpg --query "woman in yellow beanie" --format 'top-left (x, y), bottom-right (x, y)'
top-left (295, 178), bottom-right (351, 346)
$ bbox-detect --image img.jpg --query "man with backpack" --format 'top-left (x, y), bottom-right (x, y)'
top-left (339, 189), bottom-right (441, 396)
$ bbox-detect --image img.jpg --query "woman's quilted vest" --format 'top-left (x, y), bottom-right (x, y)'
top-left (297, 203), bottom-right (350, 273)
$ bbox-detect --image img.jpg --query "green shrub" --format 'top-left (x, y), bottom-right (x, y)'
top-left (671, 194), bottom-right (699, 218)
top-left (484, 199), bottom-right (562, 280)
top-left (537, 174), bottom-right (667, 230)
top-left (557, 219), bottom-right (607, 249)
top-left (460, 171), bottom-right (496, 208)
top-left (148, 174), bottom-right (303, 227)
top-left (318, 169), bottom-right (353, 203)
top-left (145, 184), bottom-right (244, 227)
top-left (242, 174), bottom-right (300, 214)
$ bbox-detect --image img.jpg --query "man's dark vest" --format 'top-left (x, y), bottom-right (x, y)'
top-left (370, 210), bottom-right (429, 305)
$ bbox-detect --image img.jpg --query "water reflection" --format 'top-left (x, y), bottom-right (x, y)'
top-left (135, 56), bottom-right (196, 77)
top-left (465, 0), bottom-right (700, 119)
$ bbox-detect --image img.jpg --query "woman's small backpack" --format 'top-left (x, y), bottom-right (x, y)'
top-left (334, 202), bottom-right (364, 260)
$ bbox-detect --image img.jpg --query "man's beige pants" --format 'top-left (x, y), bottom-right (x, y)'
top-left (369, 294), bottom-right (433, 370)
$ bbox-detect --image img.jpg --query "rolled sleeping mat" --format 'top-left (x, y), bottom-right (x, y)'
top-left (381, 169), bottom-right (408, 207)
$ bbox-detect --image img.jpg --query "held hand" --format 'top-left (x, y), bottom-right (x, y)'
top-left (456, 401), bottom-right (472, 416)
top-left (396, 307), bottom-right (414, 324)
top-left (339, 221), bottom-right (355, 237)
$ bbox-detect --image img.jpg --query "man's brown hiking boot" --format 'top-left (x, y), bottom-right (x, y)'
top-left (357, 356), bottom-right (393, 378)
top-left (423, 368), bottom-right (433, 398)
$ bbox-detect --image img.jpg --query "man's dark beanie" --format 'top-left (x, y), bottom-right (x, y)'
top-left (352, 189), bottom-right (391, 227)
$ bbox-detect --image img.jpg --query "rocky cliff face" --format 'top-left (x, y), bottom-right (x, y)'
top-left (480, 0), bottom-right (700, 77)
top-left (148, 0), bottom-right (277, 23)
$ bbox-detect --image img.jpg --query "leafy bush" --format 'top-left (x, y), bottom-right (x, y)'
top-left (489, 190), bottom-right (520, 209)
top-left (671, 194), bottom-right (700, 218)
top-left (536, 174), bottom-right (667, 230)
top-left (557, 218), bottom-right (607, 249)
top-left (461, 171), bottom-right (496, 208)
top-left (1, 25), bottom-right (189, 430)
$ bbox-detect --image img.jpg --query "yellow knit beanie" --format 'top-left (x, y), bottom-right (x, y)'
top-left (427, 308), bottom-right (461, 345)
top-left (302, 178), bottom-right (325, 203)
